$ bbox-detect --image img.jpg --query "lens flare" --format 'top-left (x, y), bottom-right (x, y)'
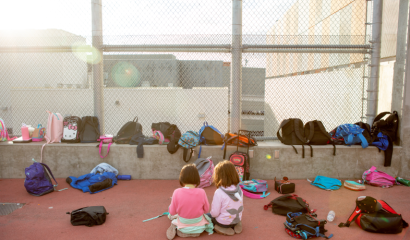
top-left (266, 154), bottom-right (271, 159)
top-left (71, 42), bottom-right (102, 64)
top-left (111, 61), bottom-right (141, 87)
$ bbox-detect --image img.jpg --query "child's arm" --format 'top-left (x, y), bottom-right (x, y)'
top-left (203, 191), bottom-right (210, 213)
top-left (209, 190), bottom-right (223, 218)
top-left (168, 190), bottom-right (178, 216)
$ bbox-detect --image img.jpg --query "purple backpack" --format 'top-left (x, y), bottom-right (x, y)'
top-left (24, 159), bottom-right (58, 196)
top-left (362, 166), bottom-right (397, 188)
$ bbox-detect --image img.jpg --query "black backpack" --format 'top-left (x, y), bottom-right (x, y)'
top-left (114, 117), bottom-right (142, 144)
top-left (67, 206), bottom-right (108, 227)
top-left (80, 116), bottom-right (100, 143)
top-left (304, 120), bottom-right (335, 156)
top-left (61, 116), bottom-right (82, 143)
top-left (264, 194), bottom-right (316, 216)
top-left (371, 111), bottom-right (399, 167)
top-left (277, 118), bottom-right (308, 157)
top-left (165, 124), bottom-right (182, 154)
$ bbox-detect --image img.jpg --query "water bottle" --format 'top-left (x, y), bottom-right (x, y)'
top-left (327, 210), bottom-right (335, 222)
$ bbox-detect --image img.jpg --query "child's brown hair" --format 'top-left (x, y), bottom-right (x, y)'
top-left (179, 164), bottom-right (200, 187)
top-left (213, 160), bottom-right (240, 188)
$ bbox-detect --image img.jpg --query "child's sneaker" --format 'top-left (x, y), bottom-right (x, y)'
top-left (166, 223), bottom-right (177, 240)
top-left (234, 221), bottom-right (242, 234)
top-left (176, 230), bottom-right (201, 238)
top-left (214, 225), bottom-right (235, 236)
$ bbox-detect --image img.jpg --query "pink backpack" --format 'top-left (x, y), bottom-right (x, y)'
top-left (362, 166), bottom-right (397, 188)
top-left (0, 118), bottom-right (16, 141)
top-left (41, 111), bottom-right (63, 162)
top-left (195, 156), bottom-right (214, 188)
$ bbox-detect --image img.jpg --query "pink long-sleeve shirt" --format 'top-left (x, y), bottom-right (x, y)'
top-left (169, 188), bottom-right (210, 219)
top-left (209, 185), bottom-right (243, 225)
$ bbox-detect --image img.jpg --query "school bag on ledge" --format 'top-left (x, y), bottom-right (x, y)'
top-left (339, 196), bottom-right (408, 234)
top-left (114, 117), bottom-right (142, 144)
top-left (198, 121), bottom-right (224, 145)
top-left (371, 111), bottom-right (399, 167)
top-left (304, 120), bottom-right (336, 156)
top-left (80, 116), bottom-right (100, 143)
top-left (41, 111), bottom-right (63, 162)
top-left (277, 118), bottom-right (310, 158)
top-left (0, 118), bottom-right (16, 141)
top-left (178, 131), bottom-right (200, 162)
top-left (330, 124), bottom-right (368, 148)
top-left (62, 116), bottom-right (82, 143)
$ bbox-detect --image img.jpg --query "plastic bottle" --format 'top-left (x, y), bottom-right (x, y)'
top-left (327, 210), bottom-right (335, 222)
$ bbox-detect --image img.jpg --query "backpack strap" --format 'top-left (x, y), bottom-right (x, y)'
top-left (99, 142), bottom-right (112, 158)
top-left (338, 206), bottom-right (361, 228)
top-left (40, 162), bottom-right (58, 189)
top-left (358, 133), bottom-right (368, 148)
top-left (133, 116), bottom-right (138, 122)
top-left (183, 148), bottom-right (193, 163)
top-left (373, 112), bottom-right (391, 125)
top-left (294, 119), bottom-right (307, 144)
top-left (306, 121), bottom-right (315, 143)
top-left (296, 196), bottom-right (316, 214)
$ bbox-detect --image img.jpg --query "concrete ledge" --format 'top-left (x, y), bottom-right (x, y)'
top-left (0, 141), bottom-right (405, 179)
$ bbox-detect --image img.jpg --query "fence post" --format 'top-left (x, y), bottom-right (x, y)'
top-left (391, 0), bottom-right (409, 144)
top-left (230, 0), bottom-right (242, 133)
top-left (366, 0), bottom-right (383, 125)
top-left (92, 0), bottom-right (105, 134)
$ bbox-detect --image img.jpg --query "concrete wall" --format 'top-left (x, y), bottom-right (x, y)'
top-left (0, 142), bottom-right (405, 180)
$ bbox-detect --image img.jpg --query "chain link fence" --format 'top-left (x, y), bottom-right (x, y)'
top-left (0, 0), bottom-right (376, 139)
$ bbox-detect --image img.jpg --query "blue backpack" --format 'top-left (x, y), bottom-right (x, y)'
top-left (309, 176), bottom-right (342, 190)
top-left (178, 131), bottom-right (200, 162)
top-left (24, 159), bottom-right (58, 196)
top-left (198, 121), bottom-right (224, 157)
top-left (335, 124), bottom-right (368, 148)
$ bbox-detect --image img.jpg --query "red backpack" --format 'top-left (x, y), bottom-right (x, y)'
top-left (224, 130), bottom-right (254, 181)
top-left (339, 196), bottom-right (408, 234)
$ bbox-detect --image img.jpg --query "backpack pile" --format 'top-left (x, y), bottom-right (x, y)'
top-left (339, 196), bottom-right (408, 234)
top-left (371, 111), bottom-right (399, 166)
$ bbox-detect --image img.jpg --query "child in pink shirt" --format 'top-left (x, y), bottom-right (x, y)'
top-left (167, 164), bottom-right (213, 240)
top-left (207, 160), bottom-right (243, 236)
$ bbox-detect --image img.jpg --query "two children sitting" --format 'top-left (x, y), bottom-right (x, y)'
top-left (167, 160), bottom-right (243, 239)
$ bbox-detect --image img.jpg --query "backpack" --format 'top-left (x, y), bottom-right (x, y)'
top-left (277, 118), bottom-right (309, 158)
top-left (67, 206), bottom-right (109, 227)
top-left (80, 116), bottom-right (100, 143)
top-left (222, 132), bottom-right (257, 159)
top-left (198, 121), bottom-right (224, 145)
top-left (304, 120), bottom-right (335, 156)
top-left (339, 196), bottom-right (408, 234)
top-left (62, 116), bottom-right (82, 143)
top-left (32, 124), bottom-right (46, 142)
top-left (0, 118), bottom-right (16, 141)
top-left (165, 124), bottom-right (182, 154)
top-left (264, 194), bottom-right (316, 216)
top-left (114, 117), bottom-right (142, 144)
top-left (24, 159), bottom-right (58, 196)
top-left (333, 124), bottom-right (368, 148)
top-left (371, 111), bottom-right (399, 167)
top-left (285, 212), bottom-right (333, 239)
top-left (227, 130), bottom-right (252, 181)
top-left (194, 156), bottom-right (214, 188)
top-left (239, 179), bottom-right (270, 199)
top-left (152, 130), bottom-right (169, 145)
top-left (178, 131), bottom-right (200, 162)
top-left (343, 180), bottom-right (366, 191)
top-left (41, 111), bottom-right (64, 162)
top-left (308, 176), bottom-right (342, 191)
top-left (362, 166), bottom-right (397, 188)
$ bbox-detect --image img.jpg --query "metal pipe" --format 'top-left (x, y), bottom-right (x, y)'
top-left (103, 47), bottom-right (231, 53)
top-left (92, 0), bottom-right (105, 134)
top-left (103, 44), bottom-right (231, 49)
top-left (230, 0), bottom-right (242, 133)
top-left (366, 0), bottom-right (383, 125)
top-left (242, 49), bottom-right (369, 54)
top-left (253, 136), bottom-right (278, 141)
top-left (391, 0), bottom-right (409, 118)
top-left (243, 44), bottom-right (371, 49)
